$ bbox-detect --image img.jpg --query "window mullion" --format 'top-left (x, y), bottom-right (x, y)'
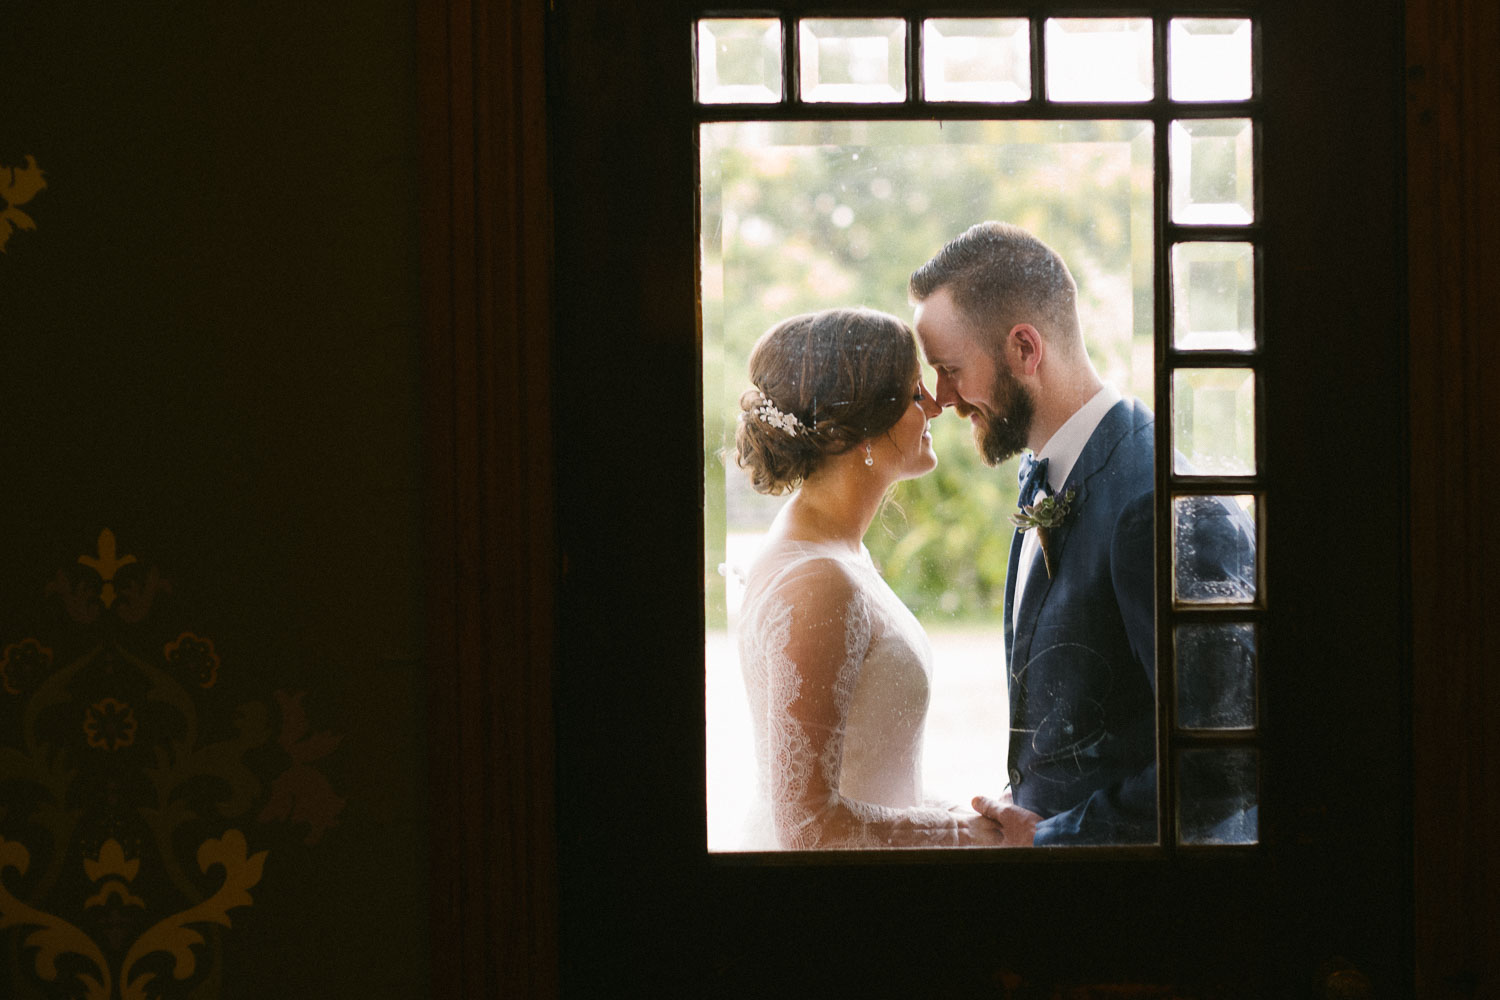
top-left (1151, 15), bottom-right (1179, 851)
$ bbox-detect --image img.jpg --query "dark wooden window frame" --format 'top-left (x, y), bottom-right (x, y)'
top-left (694, 11), bottom-right (1266, 855)
top-left (418, 0), bottom-right (1499, 995)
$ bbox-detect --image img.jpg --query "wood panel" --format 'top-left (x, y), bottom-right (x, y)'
top-left (1407, 0), bottom-right (1500, 995)
top-left (419, 0), bottom-right (558, 996)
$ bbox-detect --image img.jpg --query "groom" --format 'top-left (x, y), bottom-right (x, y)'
top-left (910, 222), bottom-right (1250, 846)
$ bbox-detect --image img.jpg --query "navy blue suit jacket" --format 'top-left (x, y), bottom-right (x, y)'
top-left (1004, 398), bottom-right (1156, 845)
top-left (1003, 398), bottom-right (1256, 845)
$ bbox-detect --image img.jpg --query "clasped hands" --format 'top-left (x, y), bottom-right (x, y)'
top-left (957, 791), bottom-right (1040, 847)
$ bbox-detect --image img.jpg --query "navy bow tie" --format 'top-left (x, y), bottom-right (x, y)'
top-left (1017, 454), bottom-right (1049, 508)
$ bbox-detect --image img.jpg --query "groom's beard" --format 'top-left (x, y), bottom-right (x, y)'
top-left (962, 364), bottom-right (1035, 467)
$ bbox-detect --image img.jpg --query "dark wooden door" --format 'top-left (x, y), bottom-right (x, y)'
top-left (542, 0), bottom-right (1408, 995)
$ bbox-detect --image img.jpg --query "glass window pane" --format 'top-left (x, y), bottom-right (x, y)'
top-left (701, 119), bottom-right (1156, 850)
top-left (922, 18), bottom-right (1030, 103)
top-left (1176, 623), bottom-right (1257, 729)
top-left (800, 19), bottom-right (906, 104)
top-left (1173, 242), bottom-right (1255, 351)
top-left (1173, 368), bottom-right (1255, 475)
top-left (697, 19), bottom-right (782, 105)
top-left (1045, 18), bottom-right (1153, 102)
top-left (1178, 747), bottom-right (1259, 844)
top-left (1171, 119), bottom-right (1255, 224)
top-left (1169, 19), bottom-right (1253, 102)
top-left (1173, 495), bottom-right (1257, 605)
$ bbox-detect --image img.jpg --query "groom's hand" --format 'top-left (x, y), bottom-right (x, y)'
top-left (972, 794), bottom-right (1040, 847)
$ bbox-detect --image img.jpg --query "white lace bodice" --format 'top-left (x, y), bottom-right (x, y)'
top-left (736, 539), bottom-right (970, 849)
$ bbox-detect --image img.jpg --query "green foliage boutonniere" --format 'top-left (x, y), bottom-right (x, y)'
top-left (1009, 487), bottom-right (1077, 578)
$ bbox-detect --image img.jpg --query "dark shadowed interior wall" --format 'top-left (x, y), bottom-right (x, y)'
top-left (1, 4), bottom-right (428, 996)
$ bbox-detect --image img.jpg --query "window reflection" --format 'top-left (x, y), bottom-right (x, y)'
top-left (923, 18), bottom-right (1030, 102)
top-left (1172, 242), bottom-right (1256, 352)
top-left (799, 19), bottom-right (907, 103)
top-left (1178, 746), bottom-right (1259, 844)
top-left (1170, 119), bottom-right (1256, 224)
top-left (1176, 623), bottom-right (1257, 729)
top-left (1169, 19), bottom-right (1253, 102)
top-left (698, 19), bottom-right (782, 104)
top-left (1171, 495), bottom-right (1257, 605)
top-left (1045, 18), bottom-right (1153, 102)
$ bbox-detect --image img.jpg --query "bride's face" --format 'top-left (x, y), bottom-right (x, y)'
top-left (877, 378), bottom-right (942, 479)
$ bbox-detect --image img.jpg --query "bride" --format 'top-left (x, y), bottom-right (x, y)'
top-left (733, 307), bottom-right (1006, 849)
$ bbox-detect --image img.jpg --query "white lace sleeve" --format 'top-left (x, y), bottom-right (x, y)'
top-left (739, 554), bottom-right (971, 849)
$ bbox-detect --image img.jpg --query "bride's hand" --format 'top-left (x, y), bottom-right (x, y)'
top-left (947, 805), bottom-right (1007, 846)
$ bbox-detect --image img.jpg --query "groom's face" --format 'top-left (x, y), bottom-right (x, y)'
top-left (914, 286), bottom-right (1035, 467)
top-left (971, 362), bottom-right (1035, 466)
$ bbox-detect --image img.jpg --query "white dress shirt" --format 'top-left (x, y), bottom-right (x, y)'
top-left (1012, 385), bottom-right (1122, 631)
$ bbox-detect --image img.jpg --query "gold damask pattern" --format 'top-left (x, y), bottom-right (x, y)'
top-left (0, 830), bottom-right (265, 1000)
top-left (0, 530), bottom-right (345, 998)
top-left (0, 155), bottom-right (46, 252)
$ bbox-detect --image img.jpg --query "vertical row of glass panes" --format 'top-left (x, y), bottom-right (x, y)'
top-left (1162, 17), bottom-right (1260, 847)
top-left (696, 15), bottom-right (1261, 848)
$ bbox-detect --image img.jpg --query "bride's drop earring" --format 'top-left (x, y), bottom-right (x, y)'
top-left (864, 442), bottom-right (874, 467)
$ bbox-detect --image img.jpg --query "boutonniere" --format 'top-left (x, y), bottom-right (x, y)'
top-left (1009, 488), bottom-right (1077, 578)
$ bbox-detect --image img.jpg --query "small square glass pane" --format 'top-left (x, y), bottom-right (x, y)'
top-left (1176, 623), bottom-right (1257, 730)
top-left (800, 19), bottom-right (906, 103)
top-left (1173, 495), bottom-right (1257, 605)
top-left (1173, 242), bottom-right (1256, 351)
top-left (923, 19), bottom-right (1030, 102)
top-left (1171, 119), bottom-right (1255, 224)
top-left (1045, 18), bottom-right (1153, 102)
top-left (698, 19), bottom-right (782, 105)
top-left (1170, 19), bottom-right (1253, 102)
top-left (1173, 368), bottom-right (1255, 475)
top-left (1178, 747), bottom-right (1259, 844)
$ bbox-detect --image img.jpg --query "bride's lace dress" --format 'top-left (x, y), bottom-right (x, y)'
top-left (737, 539), bottom-right (970, 849)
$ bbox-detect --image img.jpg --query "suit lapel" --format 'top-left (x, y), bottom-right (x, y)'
top-left (1003, 524), bottom-right (1023, 661)
top-left (1010, 399), bottom-right (1139, 666)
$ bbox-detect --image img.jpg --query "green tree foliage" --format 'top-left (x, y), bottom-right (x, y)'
top-left (704, 120), bottom-right (1153, 626)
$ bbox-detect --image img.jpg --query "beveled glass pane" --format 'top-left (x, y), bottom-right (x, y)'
top-left (1169, 19), bottom-right (1253, 102)
top-left (697, 19), bottom-right (782, 105)
top-left (1173, 368), bottom-right (1255, 475)
top-left (1171, 119), bottom-right (1255, 224)
top-left (800, 19), bottom-right (906, 103)
top-left (1173, 495), bottom-right (1257, 605)
top-left (1045, 18), bottom-right (1153, 102)
top-left (1176, 623), bottom-right (1257, 729)
top-left (922, 18), bottom-right (1030, 103)
top-left (1172, 242), bottom-right (1255, 351)
top-left (1178, 747), bottom-right (1259, 844)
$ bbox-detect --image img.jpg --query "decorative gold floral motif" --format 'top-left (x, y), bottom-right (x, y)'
top-left (84, 840), bottom-right (145, 909)
top-left (164, 632), bottom-right (221, 688)
top-left (0, 837), bottom-right (111, 999)
top-left (78, 528), bottom-right (138, 610)
top-left (1, 638), bottom-right (53, 695)
top-left (120, 830), bottom-right (267, 1000)
top-left (83, 697), bottom-right (139, 751)
top-left (0, 155), bottom-right (46, 253)
top-left (2, 528), bottom-right (340, 996)
top-left (0, 830), bottom-right (267, 1000)
top-left (84, 839), bottom-right (141, 883)
top-left (259, 690), bottom-right (347, 845)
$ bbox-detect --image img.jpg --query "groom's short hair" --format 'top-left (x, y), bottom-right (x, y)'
top-left (909, 222), bottom-right (1083, 356)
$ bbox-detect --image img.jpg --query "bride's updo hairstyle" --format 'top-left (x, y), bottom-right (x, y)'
top-left (736, 307), bottom-right (920, 495)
